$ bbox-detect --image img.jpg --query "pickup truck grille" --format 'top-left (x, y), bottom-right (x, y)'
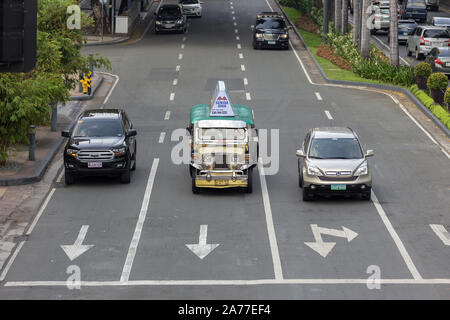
top-left (263, 34), bottom-right (280, 41)
top-left (77, 150), bottom-right (114, 161)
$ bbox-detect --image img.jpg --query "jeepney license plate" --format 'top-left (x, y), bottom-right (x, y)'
top-left (215, 180), bottom-right (228, 186)
top-left (331, 184), bottom-right (346, 191)
top-left (268, 41), bottom-right (276, 45)
top-left (88, 162), bottom-right (102, 168)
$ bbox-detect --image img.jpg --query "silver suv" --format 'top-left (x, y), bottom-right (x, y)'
top-left (296, 127), bottom-right (374, 201)
top-left (407, 26), bottom-right (450, 60)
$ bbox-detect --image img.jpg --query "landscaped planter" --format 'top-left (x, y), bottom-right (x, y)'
top-left (430, 88), bottom-right (445, 105)
top-left (415, 76), bottom-right (428, 90)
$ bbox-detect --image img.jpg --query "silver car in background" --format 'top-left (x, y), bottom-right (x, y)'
top-left (407, 26), bottom-right (450, 60)
top-left (296, 127), bottom-right (374, 201)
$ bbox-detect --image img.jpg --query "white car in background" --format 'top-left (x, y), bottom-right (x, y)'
top-left (179, 0), bottom-right (203, 18)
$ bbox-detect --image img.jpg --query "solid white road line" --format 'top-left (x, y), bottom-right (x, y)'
top-left (315, 92), bottom-right (322, 101)
top-left (371, 191), bottom-right (423, 280)
top-left (239, 53), bottom-right (244, 59)
top-left (246, 92), bottom-right (251, 101)
top-left (324, 110), bottom-right (333, 120)
top-left (265, 0), bottom-right (274, 11)
top-left (164, 111), bottom-right (171, 120)
top-left (120, 158), bottom-right (160, 282)
top-left (241, 64), bottom-right (246, 71)
top-left (289, 41), bottom-right (313, 85)
top-left (173, 78), bottom-right (178, 86)
top-left (243, 78), bottom-right (248, 86)
top-left (0, 241), bottom-right (25, 282)
top-left (158, 132), bottom-right (166, 144)
top-left (258, 159), bottom-right (284, 280)
top-left (26, 188), bottom-right (56, 236)
top-left (100, 72), bottom-right (120, 105)
top-left (170, 92), bottom-right (175, 101)
top-left (176, 65), bottom-right (181, 72)
top-left (56, 169), bottom-right (64, 184)
top-left (430, 224), bottom-right (450, 246)
top-left (6, 278), bottom-right (450, 287)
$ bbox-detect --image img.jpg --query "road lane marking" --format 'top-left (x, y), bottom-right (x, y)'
top-left (6, 278), bottom-right (450, 287)
top-left (237, 44), bottom-right (241, 49)
top-left (56, 169), bottom-right (64, 184)
top-left (236, 36), bottom-right (240, 40)
top-left (176, 65), bottom-right (181, 72)
top-left (0, 241), bottom-right (25, 282)
top-left (170, 92), bottom-right (175, 101)
top-left (246, 92), bottom-right (251, 100)
top-left (158, 132), bottom-right (166, 144)
top-left (265, 0), bottom-right (274, 10)
top-left (243, 78), bottom-right (248, 86)
top-left (26, 188), bottom-right (56, 236)
top-left (241, 64), bottom-right (246, 71)
top-left (100, 72), bottom-right (120, 105)
top-left (233, 22), bottom-right (237, 26)
top-left (182, 37), bottom-right (186, 42)
top-left (239, 53), bottom-right (244, 59)
top-left (258, 159), bottom-right (284, 280)
top-left (120, 158), bottom-right (160, 282)
top-left (235, 29), bottom-right (238, 33)
top-left (315, 92), bottom-right (322, 101)
top-left (173, 78), bottom-right (178, 86)
top-left (371, 191), bottom-right (423, 280)
top-left (232, 16), bottom-right (235, 20)
top-left (186, 225), bottom-right (220, 259)
top-left (232, 11), bottom-right (235, 14)
top-left (61, 225), bottom-right (94, 261)
top-left (430, 224), bottom-right (450, 246)
top-left (164, 111), bottom-right (171, 120)
top-left (289, 41), bottom-right (313, 84)
top-left (324, 110), bottom-right (333, 120)
top-left (178, 53), bottom-right (183, 60)
top-left (181, 44), bottom-right (185, 49)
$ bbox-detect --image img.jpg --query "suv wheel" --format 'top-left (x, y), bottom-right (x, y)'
top-left (244, 168), bottom-right (253, 194)
top-left (302, 187), bottom-right (314, 201)
top-left (416, 49), bottom-right (424, 60)
top-left (65, 170), bottom-right (75, 185)
top-left (120, 167), bottom-right (131, 184)
top-left (370, 29), bottom-right (376, 35)
top-left (361, 192), bottom-right (371, 201)
top-left (406, 47), bottom-right (412, 56)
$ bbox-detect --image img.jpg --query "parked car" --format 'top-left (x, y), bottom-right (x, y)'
top-left (401, 0), bottom-right (427, 23)
top-left (62, 109), bottom-right (137, 185)
top-left (407, 26), bottom-right (450, 60)
top-left (370, 6), bottom-right (390, 35)
top-left (425, 0), bottom-right (439, 11)
top-left (425, 47), bottom-right (450, 74)
top-left (296, 127), bottom-right (374, 201)
top-left (179, 0), bottom-right (203, 18)
top-left (388, 19), bottom-right (418, 44)
top-left (154, 4), bottom-right (187, 34)
top-left (253, 12), bottom-right (290, 50)
top-left (431, 17), bottom-right (450, 30)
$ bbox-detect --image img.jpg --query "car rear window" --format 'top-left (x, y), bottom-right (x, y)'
top-left (434, 18), bottom-right (450, 26)
top-left (423, 29), bottom-right (450, 38)
top-left (438, 49), bottom-right (450, 57)
top-left (398, 22), bottom-right (416, 28)
top-left (73, 119), bottom-right (124, 137)
top-left (407, 1), bottom-right (426, 7)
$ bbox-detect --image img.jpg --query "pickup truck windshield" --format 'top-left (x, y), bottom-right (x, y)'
top-left (255, 18), bottom-right (286, 30)
top-left (199, 128), bottom-right (246, 141)
top-left (73, 119), bottom-right (124, 137)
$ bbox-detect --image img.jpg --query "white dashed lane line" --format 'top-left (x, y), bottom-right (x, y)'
top-left (237, 43), bottom-right (241, 49)
top-left (324, 110), bottom-right (333, 120)
top-left (164, 111), bottom-right (171, 120)
top-left (173, 78), bottom-right (178, 86)
top-left (246, 92), bottom-right (252, 101)
top-left (170, 93), bottom-right (175, 101)
top-left (239, 53), bottom-right (244, 59)
top-left (241, 65), bottom-right (246, 71)
top-left (315, 92), bottom-right (322, 101)
top-left (178, 53), bottom-right (183, 60)
top-left (236, 36), bottom-right (240, 40)
top-left (176, 65), bottom-right (181, 71)
top-left (181, 44), bottom-right (185, 49)
top-left (158, 132), bottom-right (166, 144)
top-left (235, 29), bottom-right (238, 33)
top-left (243, 78), bottom-right (248, 86)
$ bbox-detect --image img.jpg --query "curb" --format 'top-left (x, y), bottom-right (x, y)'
top-left (70, 75), bottom-right (104, 101)
top-left (0, 102), bottom-right (81, 187)
top-left (274, 1), bottom-right (450, 138)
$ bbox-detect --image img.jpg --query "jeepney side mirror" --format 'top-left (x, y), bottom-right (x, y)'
top-left (296, 149), bottom-right (305, 158)
top-left (186, 127), bottom-right (192, 135)
top-left (365, 150), bottom-right (374, 157)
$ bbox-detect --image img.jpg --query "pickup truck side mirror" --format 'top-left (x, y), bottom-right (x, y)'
top-left (296, 149), bottom-right (306, 158)
top-left (365, 150), bottom-right (374, 157)
top-left (126, 129), bottom-right (137, 137)
top-left (61, 130), bottom-right (71, 138)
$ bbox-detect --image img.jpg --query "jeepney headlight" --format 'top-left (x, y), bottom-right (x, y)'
top-left (202, 154), bottom-right (214, 164)
top-left (355, 161), bottom-right (368, 176)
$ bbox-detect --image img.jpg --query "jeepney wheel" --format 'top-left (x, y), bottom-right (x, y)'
top-left (244, 168), bottom-right (253, 194)
top-left (189, 165), bottom-right (194, 178)
top-left (192, 177), bottom-right (200, 194)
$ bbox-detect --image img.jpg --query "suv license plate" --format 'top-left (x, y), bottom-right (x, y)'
top-left (215, 180), bottom-right (228, 186)
top-left (88, 162), bottom-right (102, 168)
top-left (268, 41), bottom-right (276, 45)
top-left (331, 184), bottom-right (346, 191)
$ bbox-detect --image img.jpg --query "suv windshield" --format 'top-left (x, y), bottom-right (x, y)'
top-left (407, 0), bottom-right (425, 7)
top-left (73, 119), bottom-right (124, 137)
top-left (159, 7), bottom-right (181, 17)
top-left (309, 138), bottom-right (363, 159)
top-left (199, 128), bottom-right (246, 141)
top-left (255, 18), bottom-right (285, 30)
top-left (423, 29), bottom-right (449, 38)
top-left (180, 0), bottom-right (198, 3)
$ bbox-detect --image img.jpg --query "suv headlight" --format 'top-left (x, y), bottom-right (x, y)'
top-left (155, 20), bottom-right (161, 25)
top-left (66, 148), bottom-right (78, 156)
top-left (112, 147), bottom-right (126, 157)
top-left (280, 33), bottom-right (288, 39)
top-left (176, 19), bottom-right (184, 24)
top-left (355, 161), bottom-right (368, 176)
top-left (255, 33), bottom-right (264, 38)
top-left (306, 163), bottom-right (323, 176)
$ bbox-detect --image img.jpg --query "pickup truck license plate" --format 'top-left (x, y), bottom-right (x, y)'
top-left (88, 162), bottom-right (102, 168)
top-left (215, 180), bottom-right (228, 186)
top-left (268, 41), bottom-right (276, 45)
top-left (331, 184), bottom-right (346, 191)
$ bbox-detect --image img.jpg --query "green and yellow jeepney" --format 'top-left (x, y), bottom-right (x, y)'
top-left (187, 103), bottom-right (258, 193)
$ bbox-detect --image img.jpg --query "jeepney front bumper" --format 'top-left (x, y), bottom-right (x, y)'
top-left (194, 170), bottom-right (248, 188)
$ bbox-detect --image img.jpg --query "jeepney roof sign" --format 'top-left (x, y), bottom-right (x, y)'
top-left (210, 81), bottom-right (235, 117)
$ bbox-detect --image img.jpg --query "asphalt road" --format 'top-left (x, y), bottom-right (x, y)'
top-left (0, 0), bottom-right (449, 299)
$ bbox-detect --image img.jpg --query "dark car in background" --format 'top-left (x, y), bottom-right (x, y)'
top-left (388, 19), bottom-right (418, 44)
top-left (401, 0), bottom-right (427, 23)
top-left (425, 47), bottom-right (450, 74)
top-left (155, 4), bottom-right (187, 34)
top-left (62, 109), bottom-right (137, 185)
top-left (253, 12), bottom-right (291, 50)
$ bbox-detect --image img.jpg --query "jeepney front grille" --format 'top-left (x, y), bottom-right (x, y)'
top-left (213, 154), bottom-right (229, 169)
top-left (263, 34), bottom-right (280, 41)
top-left (77, 150), bottom-right (114, 161)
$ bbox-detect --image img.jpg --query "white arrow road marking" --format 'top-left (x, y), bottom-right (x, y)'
top-left (304, 224), bottom-right (358, 258)
top-left (186, 225), bottom-right (219, 259)
top-left (61, 225), bottom-right (94, 261)
top-left (430, 224), bottom-right (450, 246)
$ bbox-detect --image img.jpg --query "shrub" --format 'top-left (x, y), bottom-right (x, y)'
top-left (414, 62), bottom-right (432, 78)
top-left (445, 88), bottom-right (450, 107)
top-left (427, 72), bottom-right (448, 90)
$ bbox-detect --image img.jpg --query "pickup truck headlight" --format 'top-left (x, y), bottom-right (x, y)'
top-left (306, 163), bottom-right (323, 176)
top-left (176, 19), bottom-right (184, 24)
top-left (112, 147), bottom-right (126, 157)
top-left (355, 161), bottom-right (368, 176)
top-left (155, 20), bottom-right (161, 25)
top-left (255, 33), bottom-right (264, 39)
top-left (280, 33), bottom-right (288, 39)
top-left (66, 148), bottom-right (78, 157)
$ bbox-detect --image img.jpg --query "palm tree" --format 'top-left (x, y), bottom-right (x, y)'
top-left (342, 0), bottom-right (348, 34)
top-left (335, 0), bottom-right (342, 32)
top-left (353, 0), bottom-right (361, 44)
top-left (360, 0), bottom-right (370, 58)
top-left (389, 0), bottom-right (399, 66)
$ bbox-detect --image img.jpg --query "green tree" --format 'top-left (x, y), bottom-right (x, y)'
top-left (0, 0), bottom-right (111, 165)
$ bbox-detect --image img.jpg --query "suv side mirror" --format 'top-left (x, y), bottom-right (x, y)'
top-left (296, 149), bottom-right (306, 158)
top-left (365, 150), bottom-right (374, 157)
top-left (126, 129), bottom-right (137, 137)
top-left (62, 130), bottom-right (71, 138)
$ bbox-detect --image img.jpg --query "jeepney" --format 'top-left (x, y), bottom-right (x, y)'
top-left (187, 81), bottom-right (258, 193)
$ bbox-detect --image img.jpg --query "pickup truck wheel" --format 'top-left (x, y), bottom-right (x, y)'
top-left (189, 165), bottom-right (195, 178)
top-left (120, 168), bottom-right (131, 184)
top-left (244, 168), bottom-right (253, 193)
top-left (65, 171), bottom-right (74, 185)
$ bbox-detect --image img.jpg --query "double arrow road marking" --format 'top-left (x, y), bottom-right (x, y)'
top-left (305, 224), bottom-right (358, 258)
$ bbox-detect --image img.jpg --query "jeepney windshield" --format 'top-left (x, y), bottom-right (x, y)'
top-left (199, 128), bottom-right (246, 141)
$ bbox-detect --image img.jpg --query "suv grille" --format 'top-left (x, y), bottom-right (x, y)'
top-left (77, 150), bottom-right (114, 161)
top-left (263, 34), bottom-right (280, 41)
top-left (318, 176), bottom-right (357, 182)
